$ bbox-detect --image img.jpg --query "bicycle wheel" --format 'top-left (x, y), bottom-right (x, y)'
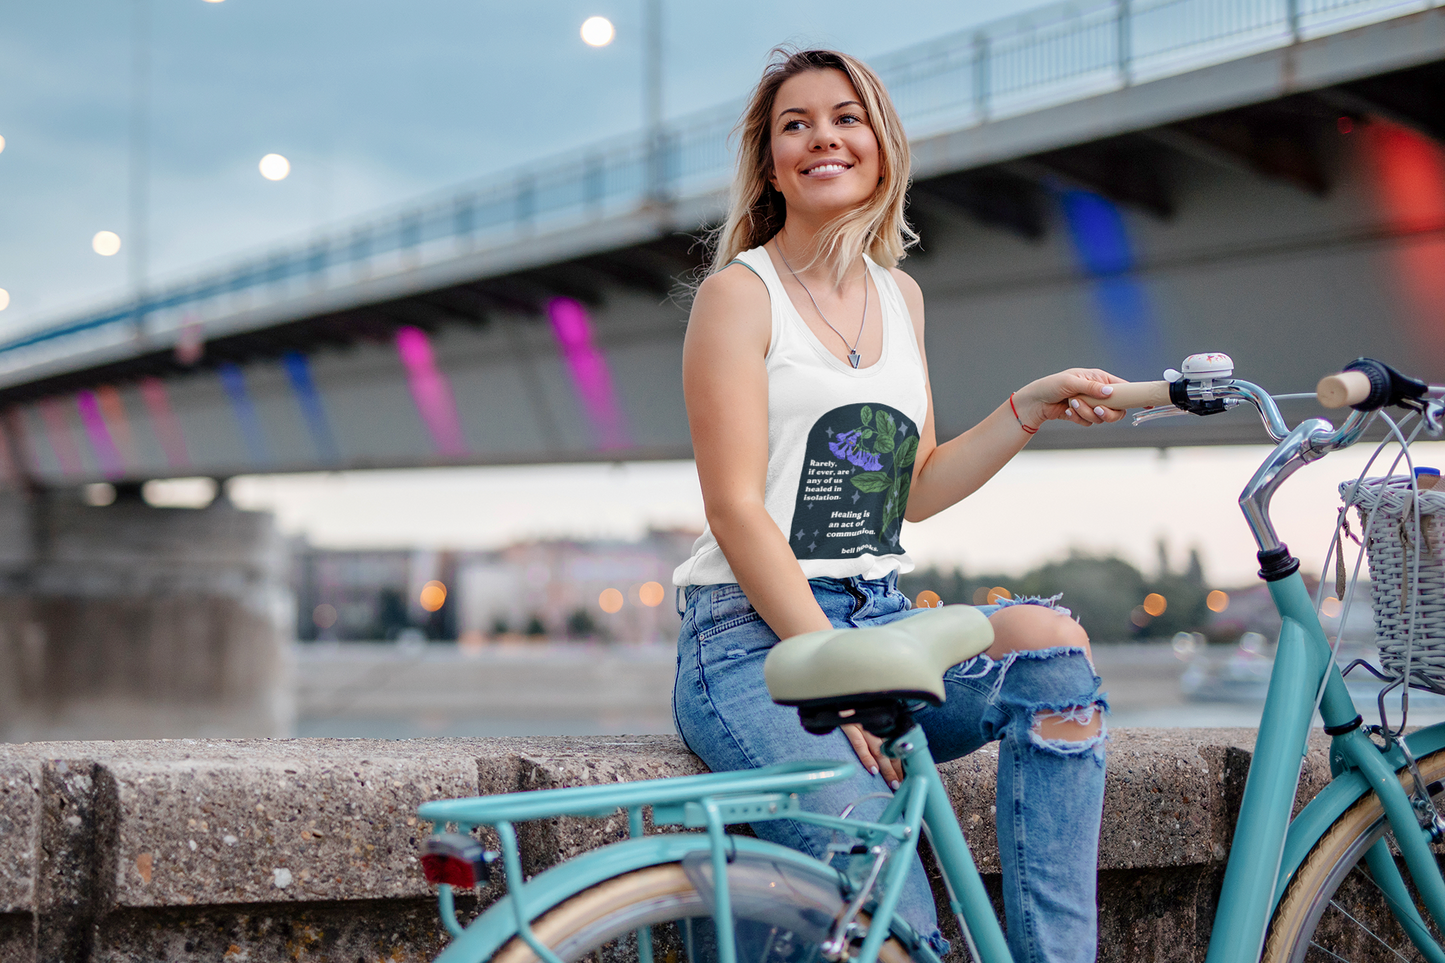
top-left (492, 855), bottom-right (913, 963)
top-left (1265, 748), bottom-right (1445, 963)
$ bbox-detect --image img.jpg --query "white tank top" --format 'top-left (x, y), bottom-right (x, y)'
top-left (672, 245), bottom-right (930, 587)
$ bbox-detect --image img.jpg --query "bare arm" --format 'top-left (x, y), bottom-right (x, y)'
top-left (888, 268), bottom-right (1126, 523)
top-left (684, 265), bottom-right (834, 641)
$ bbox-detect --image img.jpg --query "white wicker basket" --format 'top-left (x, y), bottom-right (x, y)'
top-left (1342, 475), bottom-right (1445, 688)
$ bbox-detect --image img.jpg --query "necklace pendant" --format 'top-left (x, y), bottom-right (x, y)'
top-left (848, 350), bottom-right (861, 369)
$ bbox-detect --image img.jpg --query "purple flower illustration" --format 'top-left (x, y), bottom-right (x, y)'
top-left (829, 429), bottom-right (883, 471)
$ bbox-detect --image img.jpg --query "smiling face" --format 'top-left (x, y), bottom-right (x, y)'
top-left (767, 68), bottom-right (882, 224)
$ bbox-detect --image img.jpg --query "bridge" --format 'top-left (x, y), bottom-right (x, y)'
top-left (1, 0), bottom-right (1442, 488)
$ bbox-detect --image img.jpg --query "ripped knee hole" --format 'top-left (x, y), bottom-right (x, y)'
top-left (1031, 703), bottom-right (1104, 742)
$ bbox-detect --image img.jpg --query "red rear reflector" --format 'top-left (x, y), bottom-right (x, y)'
top-left (421, 833), bottom-right (491, 888)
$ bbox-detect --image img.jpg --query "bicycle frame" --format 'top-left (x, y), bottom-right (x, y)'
top-left (421, 370), bottom-right (1445, 963)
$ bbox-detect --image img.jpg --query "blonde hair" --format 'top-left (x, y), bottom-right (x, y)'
top-left (710, 48), bottom-right (915, 284)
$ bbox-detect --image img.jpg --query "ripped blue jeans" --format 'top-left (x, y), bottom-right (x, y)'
top-left (673, 575), bottom-right (1106, 963)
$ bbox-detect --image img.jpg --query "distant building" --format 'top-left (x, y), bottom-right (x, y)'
top-left (292, 529), bottom-right (699, 644)
top-left (455, 529), bottom-right (698, 644)
top-left (293, 547), bottom-right (458, 642)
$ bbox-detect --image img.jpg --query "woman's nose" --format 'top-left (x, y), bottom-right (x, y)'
top-left (810, 129), bottom-right (840, 151)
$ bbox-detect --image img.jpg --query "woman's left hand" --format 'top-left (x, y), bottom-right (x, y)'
top-left (1014, 368), bottom-right (1129, 429)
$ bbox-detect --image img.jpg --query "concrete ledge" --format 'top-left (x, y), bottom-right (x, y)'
top-left (0, 729), bottom-right (1325, 962)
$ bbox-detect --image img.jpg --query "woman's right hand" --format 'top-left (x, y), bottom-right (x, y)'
top-left (842, 723), bottom-right (903, 790)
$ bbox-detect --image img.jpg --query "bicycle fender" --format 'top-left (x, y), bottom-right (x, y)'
top-left (1272, 722), bottom-right (1445, 911)
top-left (433, 832), bottom-right (917, 963)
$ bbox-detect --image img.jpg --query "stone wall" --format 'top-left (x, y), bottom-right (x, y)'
top-left (0, 729), bottom-right (1333, 963)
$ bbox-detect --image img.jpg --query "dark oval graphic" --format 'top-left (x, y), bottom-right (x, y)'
top-left (787, 402), bottom-right (919, 561)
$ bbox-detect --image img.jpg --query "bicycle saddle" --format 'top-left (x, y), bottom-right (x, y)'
top-left (764, 605), bottom-right (994, 709)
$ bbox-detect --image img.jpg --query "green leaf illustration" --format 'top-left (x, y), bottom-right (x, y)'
top-left (861, 429), bottom-right (874, 439)
top-left (895, 436), bottom-right (918, 469)
top-left (860, 406), bottom-right (873, 426)
top-left (873, 411), bottom-right (896, 452)
top-left (850, 471), bottom-right (891, 493)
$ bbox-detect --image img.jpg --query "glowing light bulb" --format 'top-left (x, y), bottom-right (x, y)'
top-left (581, 16), bottom-right (615, 47)
top-left (92, 231), bottom-right (121, 256)
top-left (259, 153), bottom-right (291, 181)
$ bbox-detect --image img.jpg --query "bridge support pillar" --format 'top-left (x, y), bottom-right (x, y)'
top-left (0, 490), bottom-right (294, 741)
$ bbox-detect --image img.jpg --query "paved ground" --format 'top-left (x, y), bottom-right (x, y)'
top-left (294, 640), bottom-right (1284, 738)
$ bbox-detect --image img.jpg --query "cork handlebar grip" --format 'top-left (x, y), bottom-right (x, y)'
top-left (1078, 381), bottom-right (1173, 410)
top-left (1316, 370), bottom-right (1372, 409)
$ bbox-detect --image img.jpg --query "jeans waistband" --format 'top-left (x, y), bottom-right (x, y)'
top-left (679, 572), bottom-right (900, 614)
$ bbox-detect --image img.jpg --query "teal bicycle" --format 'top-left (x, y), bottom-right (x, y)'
top-left (418, 355), bottom-right (1445, 963)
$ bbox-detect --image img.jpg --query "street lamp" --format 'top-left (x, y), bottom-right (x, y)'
top-left (581, 3), bottom-right (665, 202)
top-left (580, 16), bottom-right (614, 47)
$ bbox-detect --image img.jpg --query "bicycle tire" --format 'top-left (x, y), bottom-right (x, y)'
top-left (1264, 747), bottom-right (1445, 963)
top-left (492, 861), bottom-right (913, 963)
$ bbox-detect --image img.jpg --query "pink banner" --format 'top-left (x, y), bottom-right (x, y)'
top-left (138, 377), bottom-right (191, 470)
top-left (76, 390), bottom-right (125, 479)
top-left (394, 326), bottom-right (468, 457)
top-left (37, 399), bottom-right (83, 477)
top-left (547, 297), bottom-right (631, 450)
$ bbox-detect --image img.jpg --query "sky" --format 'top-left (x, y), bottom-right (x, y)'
top-left (3, 0), bottom-right (1423, 593)
top-left (0, 0), bottom-right (1054, 328)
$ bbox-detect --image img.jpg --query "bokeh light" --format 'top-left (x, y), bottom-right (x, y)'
top-left (580, 16), bottom-right (615, 47)
top-left (259, 153), bottom-right (291, 181)
top-left (1320, 596), bottom-right (1343, 618)
top-left (0, 134), bottom-right (6, 154)
top-left (986, 586), bottom-right (1012, 604)
top-left (1206, 589), bottom-right (1230, 613)
top-left (92, 231), bottom-right (121, 256)
top-left (1130, 605), bottom-right (1151, 627)
top-left (638, 581), bottom-right (665, 607)
top-left (598, 587), bottom-right (624, 613)
top-left (1142, 592), bottom-right (1168, 617)
top-left (915, 590), bottom-right (942, 609)
top-left (419, 579), bottom-right (447, 612)
top-left (0, 289), bottom-right (9, 311)
top-left (313, 603), bottom-right (337, 629)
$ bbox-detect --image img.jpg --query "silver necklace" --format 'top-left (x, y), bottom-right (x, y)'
top-left (774, 241), bottom-right (869, 369)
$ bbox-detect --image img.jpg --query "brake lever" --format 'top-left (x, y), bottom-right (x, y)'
top-left (1132, 406), bottom-right (1191, 426)
top-left (1425, 400), bottom-right (1445, 437)
top-left (1132, 398), bottom-right (1242, 426)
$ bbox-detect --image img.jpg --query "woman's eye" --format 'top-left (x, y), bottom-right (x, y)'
top-left (837, 113), bottom-right (863, 125)
top-left (781, 120), bottom-right (805, 132)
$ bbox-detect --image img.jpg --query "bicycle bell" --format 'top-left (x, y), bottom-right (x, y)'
top-left (1136, 352), bottom-right (1236, 425)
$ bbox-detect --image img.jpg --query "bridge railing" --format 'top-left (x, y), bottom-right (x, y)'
top-left (0, 0), bottom-right (1432, 385)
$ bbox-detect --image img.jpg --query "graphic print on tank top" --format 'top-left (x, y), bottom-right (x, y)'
top-left (789, 402), bottom-right (919, 560)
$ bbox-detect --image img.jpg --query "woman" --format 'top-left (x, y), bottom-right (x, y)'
top-left (671, 48), bottom-right (1120, 963)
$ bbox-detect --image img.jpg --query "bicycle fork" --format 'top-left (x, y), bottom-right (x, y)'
top-left (1202, 572), bottom-right (1445, 963)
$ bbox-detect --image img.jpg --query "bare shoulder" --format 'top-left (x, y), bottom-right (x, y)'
top-left (695, 261), bottom-right (769, 310)
top-left (690, 263), bottom-right (770, 330)
top-left (686, 262), bottom-right (772, 354)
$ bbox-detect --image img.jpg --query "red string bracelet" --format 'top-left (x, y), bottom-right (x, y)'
top-left (1009, 393), bottom-right (1038, 435)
